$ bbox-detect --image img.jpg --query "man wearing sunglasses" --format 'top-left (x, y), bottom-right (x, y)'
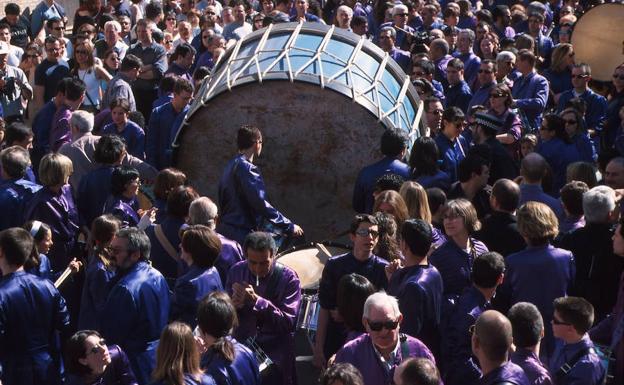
top-left (335, 292), bottom-right (436, 385)
top-left (556, 63), bottom-right (607, 143)
top-left (315, 214), bottom-right (389, 369)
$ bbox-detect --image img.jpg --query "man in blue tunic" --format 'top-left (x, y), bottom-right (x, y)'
top-left (445, 58), bottom-right (473, 114)
top-left (388, 219), bottom-right (443, 357)
top-left (217, 124), bottom-right (303, 246)
top-left (550, 297), bottom-right (605, 385)
top-left (314, 214), bottom-right (389, 367)
top-left (100, 227), bottom-right (170, 385)
top-left (146, 78), bottom-right (193, 170)
top-left (472, 310), bottom-right (530, 385)
top-left (225, 231), bottom-right (301, 385)
top-left (0, 146), bottom-right (41, 231)
top-left (511, 50), bottom-right (549, 132)
top-left (334, 292), bottom-right (437, 385)
top-left (444, 252), bottom-right (506, 385)
top-left (353, 127), bottom-right (410, 214)
top-left (0, 227), bottom-right (70, 385)
top-left (435, 107), bottom-right (468, 183)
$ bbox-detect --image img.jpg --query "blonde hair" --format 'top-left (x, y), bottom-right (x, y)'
top-left (399, 181), bottom-right (432, 223)
top-left (38, 153), bottom-right (73, 187)
top-left (152, 322), bottom-right (203, 385)
top-left (517, 202), bottom-right (558, 244)
top-left (446, 198), bottom-right (481, 233)
top-left (373, 190), bottom-right (409, 230)
top-left (550, 43), bottom-right (573, 72)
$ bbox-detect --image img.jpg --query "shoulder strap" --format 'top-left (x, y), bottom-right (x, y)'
top-left (555, 347), bottom-right (592, 379)
top-left (154, 224), bottom-right (178, 260)
top-left (264, 263), bottom-right (284, 301)
top-left (399, 334), bottom-right (410, 361)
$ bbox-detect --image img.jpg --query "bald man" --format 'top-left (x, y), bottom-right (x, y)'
top-left (472, 310), bottom-right (530, 385)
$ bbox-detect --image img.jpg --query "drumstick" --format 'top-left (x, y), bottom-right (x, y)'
top-left (54, 266), bottom-right (72, 288)
top-left (317, 243), bottom-right (332, 258)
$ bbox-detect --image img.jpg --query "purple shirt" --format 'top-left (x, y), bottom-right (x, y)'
top-left (511, 349), bottom-right (553, 385)
top-left (49, 104), bottom-right (72, 152)
top-left (215, 233), bottom-right (244, 284)
top-left (101, 120), bottom-right (146, 160)
top-left (225, 261), bottom-right (301, 385)
top-left (480, 361), bottom-right (530, 385)
top-left (335, 333), bottom-right (437, 385)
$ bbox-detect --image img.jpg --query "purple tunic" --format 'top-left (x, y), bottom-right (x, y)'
top-left (103, 195), bottom-right (140, 228)
top-left (24, 184), bottom-right (80, 272)
top-left (78, 257), bottom-right (115, 331)
top-left (225, 261), bottom-right (301, 385)
top-left (170, 265), bottom-right (223, 328)
top-left (215, 233), bottom-right (244, 285)
top-left (101, 120), bottom-right (146, 160)
top-left (480, 361), bottom-right (530, 385)
top-left (49, 104), bottom-right (73, 152)
top-left (334, 333), bottom-right (436, 385)
top-left (511, 349), bottom-right (553, 385)
top-left (549, 335), bottom-right (605, 385)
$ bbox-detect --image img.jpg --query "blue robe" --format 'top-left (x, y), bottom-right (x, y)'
top-left (26, 253), bottom-right (52, 281)
top-left (352, 156), bottom-right (411, 214)
top-left (145, 217), bottom-right (186, 286)
top-left (24, 184), bottom-right (79, 273)
top-left (78, 257), bottom-right (115, 330)
top-left (201, 338), bottom-right (261, 385)
top-left (434, 132), bottom-right (467, 183)
top-left (0, 177), bottom-right (42, 231)
top-left (149, 374), bottom-right (216, 385)
top-left (549, 335), bottom-right (605, 385)
top-left (170, 265), bottom-right (223, 327)
top-left (216, 154), bottom-right (294, 245)
top-left (518, 183), bottom-right (564, 220)
top-left (510, 349), bottom-right (552, 385)
top-left (77, 165), bottom-right (115, 228)
top-left (102, 121), bottom-right (146, 160)
top-left (536, 137), bottom-right (581, 195)
top-left (388, 263), bottom-right (443, 356)
top-left (479, 361), bottom-right (530, 385)
top-left (215, 233), bottom-right (243, 285)
top-left (104, 195), bottom-right (141, 228)
top-left (101, 261), bottom-right (170, 385)
top-left (445, 80), bottom-right (473, 113)
top-left (511, 71), bottom-right (549, 131)
top-left (146, 102), bottom-right (189, 170)
top-left (65, 344), bottom-right (138, 385)
top-left (225, 261), bottom-right (301, 385)
top-left (0, 271), bottom-right (70, 385)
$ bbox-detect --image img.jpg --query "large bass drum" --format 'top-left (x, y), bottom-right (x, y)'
top-left (172, 22), bottom-right (425, 241)
top-left (571, 3), bottom-right (624, 82)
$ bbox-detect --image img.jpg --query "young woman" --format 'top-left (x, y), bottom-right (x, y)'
top-left (372, 190), bottom-right (409, 232)
top-left (23, 220), bottom-right (53, 280)
top-left (103, 166), bottom-right (142, 228)
top-left (101, 98), bottom-right (145, 159)
top-left (409, 137), bottom-right (451, 191)
top-left (71, 40), bottom-right (113, 113)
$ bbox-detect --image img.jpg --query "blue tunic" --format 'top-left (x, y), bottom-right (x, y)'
top-left (215, 233), bottom-right (244, 285)
top-left (413, 169), bottom-right (451, 191)
top-left (201, 338), bottom-right (261, 385)
top-left (150, 373), bottom-right (216, 385)
top-left (26, 253), bottom-right (53, 280)
top-left (104, 195), bottom-right (141, 228)
top-left (0, 270), bottom-right (70, 385)
top-left (444, 286), bottom-right (490, 385)
top-left (225, 261), bottom-right (301, 385)
top-left (102, 121), bottom-right (146, 160)
top-left (77, 165), bottom-right (115, 228)
top-left (511, 349), bottom-right (552, 385)
top-left (217, 154), bottom-right (294, 245)
top-left (518, 183), bottom-right (564, 220)
top-left (445, 80), bottom-right (473, 113)
top-left (101, 261), bottom-right (170, 385)
top-left (480, 361), bottom-right (530, 385)
top-left (352, 156), bottom-right (411, 214)
top-left (24, 185), bottom-right (79, 272)
top-left (0, 177), bottom-right (42, 231)
top-left (511, 71), bottom-right (549, 131)
top-left (536, 137), bottom-right (581, 195)
top-left (388, 263), bottom-right (443, 355)
top-left (453, 52), bottom-right (481, 87)
top-left (434, 132), bottom-right (468, 183)
top-left (543, 68), bottom-right (573, 96)
top-left (146, 102), bottom-right (189, 170)
top-left (65, 344), bottom-right (138, 385)
top-left (468, 81), bottom-right (496, 112)
top-left (145, 217), bottom-right (186, 286)
top-left (171, 265), bottom-right (223, 327)
top-left (78, 257), bottom-right (115, 330)
top-left (549, 335), bottom-right (605, 385)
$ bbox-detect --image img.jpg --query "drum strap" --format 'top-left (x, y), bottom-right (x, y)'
top-left (154, 224), bottom-right (178, 261)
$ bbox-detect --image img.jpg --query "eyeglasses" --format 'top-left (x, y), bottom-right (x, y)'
top-left (368, 319), bottom-right (399, 331)
top-left (552, 318), bottom-right (571, 326)
top-left (355, 228), bottom-right (379, 238)
top-left (478, 69), bottom-right (493, 74)
top-left (571, 74), bottom-right (589, 79)
top-left (490, 93), bottom-right (506, 98)
top-left (564, 119), bottom-right (577, 125)
top-left (88, 339), bottom-right (106, 354)
top-left (165, 39), bottom-right (173, 43)
top-left (613, 74), bottom-right (624, 80)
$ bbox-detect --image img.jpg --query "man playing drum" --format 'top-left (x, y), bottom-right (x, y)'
top-left (314, 214), bottom-right (389, 368)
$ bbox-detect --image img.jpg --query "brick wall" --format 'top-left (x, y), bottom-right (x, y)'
top-left (0, 0), bottom-right (79, 28)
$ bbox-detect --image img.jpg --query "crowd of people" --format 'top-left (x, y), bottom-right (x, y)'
top-left (0, 0), bottom-right (624, 384)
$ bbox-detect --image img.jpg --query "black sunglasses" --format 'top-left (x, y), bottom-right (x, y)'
top-left (368, 320), bottom-right (399, 331)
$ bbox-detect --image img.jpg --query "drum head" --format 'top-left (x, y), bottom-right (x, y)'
top-left (277, 243), bottom-right (350, 289)
top-left (571, 3), bottom-right (624, 82)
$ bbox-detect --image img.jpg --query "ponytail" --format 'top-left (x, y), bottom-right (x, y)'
top-left (210, 336), bottom-right (236, 363)
top-left (22, 242), bottom-right (41, 271)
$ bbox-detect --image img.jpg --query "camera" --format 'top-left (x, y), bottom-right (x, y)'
top-left (0, 70), bottom-right (17, 96)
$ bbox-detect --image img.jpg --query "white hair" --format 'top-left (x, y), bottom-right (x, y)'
top-left (104, 20), bottom-right (122, 33)
top-left (363, 292), bottom-right (401, 319)
top-left (497, 50), bottom-right (516, 63)
top-left (188, 197), bottom-right (218, 229)
top-left (337, 5), bottom-right (353, 17)
top-left (70, 110), bottom-right (94, 133)
top-left (583, 186), bottom-right (616, 224)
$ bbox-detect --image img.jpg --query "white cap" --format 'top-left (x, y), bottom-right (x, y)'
top-left (0, 41), bottom-right (9, 55)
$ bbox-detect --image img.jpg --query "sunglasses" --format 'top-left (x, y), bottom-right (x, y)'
top-left (368, 319), bottom-right (399, 332)
top-left (478, 69), bottom-right (493, 74)
top-left (564, 119), bottom-right (577, 125)
top-left (613, 74), bottom-right (624, 80)
top-left (206, 11), bottom-right (216, 15)
top-left (490, 93), bottom-right (506, 98)
top-left (571, 74), bottom-right (589, 79)
top-left (355, 228), bottom-right (379, 238)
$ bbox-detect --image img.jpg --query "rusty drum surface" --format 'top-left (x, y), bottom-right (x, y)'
top-left (571, 3), bottom-right (624, 82)
top-left (173, 22), bottom-right (424, 240)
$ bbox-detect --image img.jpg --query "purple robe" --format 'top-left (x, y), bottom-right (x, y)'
top-left (103, 195), bottom-right (140, 228)
top-left (215, 233), bottom-right (244, 285)
top-left (225, 261), bottom-right (301, 385)
top-left (170, 265), bottom-right (223, 328)
top-left (24, 184), bottom-right (79, 272)
top-left (49, 104), bottom-right (72, 152)
top-left (480, 361), bottom-right (530, 385)
top-left (334, 333), bottom-right (436, 385)
top-left (510, 349), bottom-right (553, 385)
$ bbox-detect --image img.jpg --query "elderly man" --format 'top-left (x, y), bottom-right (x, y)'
top-left (222, 1), bottom-right (252, 42)
top-left (560, 186), bottom-right (624, 322)
top-left (58, 110), bottom-right (157, 195)
top-left (95, 20), bottom-right (128, 60)
top-left (0, 146), bottom-right (42, 231)
top-left (0, 41), bottom-right (31, 123)
top-left (335, 292), bottom-right (436, 385)
top-left (377, 27), bottom-right (411, 74)
top-left (429, 38), bottom-right (453, 86)
top-left (127, 20), bottom-right (167, 121)
top-left (454, 29), bottom-right (481, 87)
top-left (100, 228), bottom-right (170, 385)
top-left (472, 310), bottom-right (530, 384)
top-left (225, 231), bottom-right (301, 385)
top-left (379, 4), bottom-right (414, 51)
top-left (496, 50), bottom-right (519, 87)
top-left (511, 49), bottom-right (549, 131)
top-left (335, 5), bottom-right (353, 30)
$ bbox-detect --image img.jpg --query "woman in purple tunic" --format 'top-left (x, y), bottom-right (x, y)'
top-left (64, 330), bottom-right (138, 385)
top-left (103, 166), bottom-right (141, 228)
top-left (101, 98), bottom-right (145, 160)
